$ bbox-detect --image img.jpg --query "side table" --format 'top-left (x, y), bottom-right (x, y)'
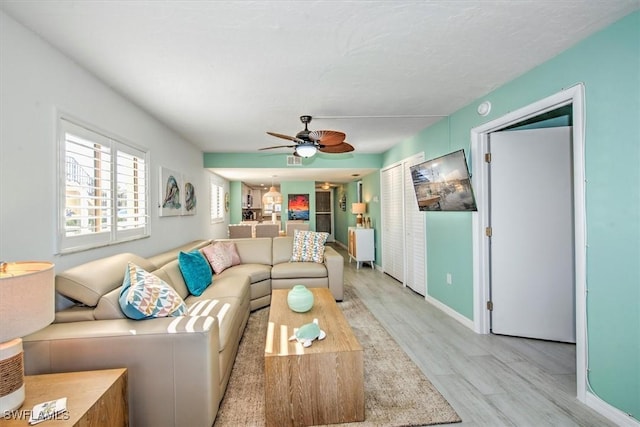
top-left (2, 368), bottom-right (128, 426)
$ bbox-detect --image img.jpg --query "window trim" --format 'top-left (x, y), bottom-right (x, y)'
top-left (57, 113), bottom-right (150, 254)
top-left (209, 173), bottom-right (225, 224)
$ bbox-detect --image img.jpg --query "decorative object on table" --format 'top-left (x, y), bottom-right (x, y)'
top-left (288, 194), bottom-right (309, 221)
top-left (352, 202), bottom-right (367, 227)
top-left (28, 396), bottom-right (68, 425)
top-left (365, 217), bottom-right (372, 228)
top-left (287, 284), bottom-right (314, 312)
top-left (0, 261), bottom-right (55, 412)
top-left (289, 319), bottom-right (326, 348)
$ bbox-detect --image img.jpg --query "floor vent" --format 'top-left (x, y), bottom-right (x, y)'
top-left (287, 155), bottom-right (302, 166)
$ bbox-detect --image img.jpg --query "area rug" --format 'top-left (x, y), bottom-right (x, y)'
top-left (213, 287), bottom-right (462, 426)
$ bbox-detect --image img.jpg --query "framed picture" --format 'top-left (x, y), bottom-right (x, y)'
top-left (288, 194), bottom-right (309, 220)
top-left (409, 149), bottom-right (477, 211)
top-left (182, 176), bottom-right (197, 215)
top-left (159, 167), bottom-right (182, 217)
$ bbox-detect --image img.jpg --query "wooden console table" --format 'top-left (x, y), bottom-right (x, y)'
top-left (264, 288), bottom-right (364, 426)
top-left (3, 368), bottom-right (128, 426)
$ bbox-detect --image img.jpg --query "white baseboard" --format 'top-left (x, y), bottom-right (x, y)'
top-left (425, 295), bottom-right (474, 330)
top-left (586, 390), bottom-right (639, 426)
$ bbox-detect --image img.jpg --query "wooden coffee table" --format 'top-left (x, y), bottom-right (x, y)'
top-left (264, 288), bottom-right (364, 427)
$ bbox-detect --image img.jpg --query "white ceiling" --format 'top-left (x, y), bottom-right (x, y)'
top-left (2, 1), bottom-right (638, 185)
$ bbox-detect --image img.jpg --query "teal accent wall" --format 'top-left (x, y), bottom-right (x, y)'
top-left (280, 181), bottom-right (317, 231)
top-left (361, 171), bottom-right (381, 266)
top-left (380, 11), bottom-right (640, 419)
top-left (333, 184), bottom-right (350, 245)
top-left (229, 180), bottom-right (242, 224)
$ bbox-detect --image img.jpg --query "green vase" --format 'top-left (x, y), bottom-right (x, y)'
top-left (287, 285), bottom-right (314, 313)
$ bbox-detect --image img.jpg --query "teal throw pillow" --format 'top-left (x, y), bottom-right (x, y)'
top-left (178, 250), bottom-right (212, 296)
top-left (119, 262), bottom-right (187, 320)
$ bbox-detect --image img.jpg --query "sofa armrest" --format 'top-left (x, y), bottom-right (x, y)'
top-left (23, 316), bottom-right (221, 427)
top-left (324, 246), bottom-right (344, 300)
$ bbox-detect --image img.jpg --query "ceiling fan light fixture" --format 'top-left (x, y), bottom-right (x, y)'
top-left (295, 144), bottom-right (317, 158)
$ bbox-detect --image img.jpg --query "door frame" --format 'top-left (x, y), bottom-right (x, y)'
top-left (470, 84), bottom-right (587, 402)
top-left (315, 189), bottom-right (334, 242)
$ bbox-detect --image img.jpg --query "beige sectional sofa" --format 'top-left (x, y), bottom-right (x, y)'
top-left (23, 236), bottom-right (343, 427)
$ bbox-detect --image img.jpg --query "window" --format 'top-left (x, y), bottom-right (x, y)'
top-left (210, 175), bottom-right (224, 223)
top-left (58, 117), bottom-right (149, 253)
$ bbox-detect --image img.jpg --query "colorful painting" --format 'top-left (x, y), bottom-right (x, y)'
top-left (288, 194), bottom-right (309, 220)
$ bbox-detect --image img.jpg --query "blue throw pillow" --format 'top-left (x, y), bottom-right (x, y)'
top-left (119, 262), bottom-right (187, 320)
top-left (178, 250), bottom-right (212, 296)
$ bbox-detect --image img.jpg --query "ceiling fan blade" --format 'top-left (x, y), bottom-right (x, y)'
top-left (319, 142), bottom-right (354, 153)
top-left (308, 130), bottom-right (345, 146)
top-left (259, 144), bottom-right (297, 150)
top-left (266, 131), bottom-right (303, 143)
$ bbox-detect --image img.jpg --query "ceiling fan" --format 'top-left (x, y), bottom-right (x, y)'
top-left (261, 115), bottom-right (354, 158)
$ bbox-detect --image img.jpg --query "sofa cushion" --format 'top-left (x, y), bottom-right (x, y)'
top-left (184, 275), bottom-right (250, 352)
top-left (202, 242), bottom-right (233, 274)
top-left (222, 241), bottom-right (241, 266)
top-left (56, 253), bottom-right (155, 307)
top-left (178, 250), bottom-right (212, 296)
top-left (271, 261), bottom-right (328, 279)
top-left (216, 264), bottom-right (271, 284)
top-left (217, 238), bottom-right (272, 265)
top-left (272, 236), bottom-right (295, 265)
top-left (119, 262), bottom-right (187, 320)
top-left (290, 230), bottom-right (329, 263)
top-left (145, 239), bottom-right (211, 269)
top-left (94, 287), bottom-right (126, 320)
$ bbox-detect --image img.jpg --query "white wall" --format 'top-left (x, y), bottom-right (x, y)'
top-left (0, 11), bottom-right (228, 273)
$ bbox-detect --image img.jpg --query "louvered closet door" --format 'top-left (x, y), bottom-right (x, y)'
top-left (404, 154), bottom-right (426, 296)
top-left (382, 164), bottom-right (404, 282)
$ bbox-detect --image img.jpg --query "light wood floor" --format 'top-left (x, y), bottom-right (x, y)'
top-left (336, 245), bottom-right (616, 427)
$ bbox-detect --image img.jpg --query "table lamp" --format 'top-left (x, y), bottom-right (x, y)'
top-left (352, 203), bottom-right (367, 228)
top-left (0, 261), bottom-right (55, 412)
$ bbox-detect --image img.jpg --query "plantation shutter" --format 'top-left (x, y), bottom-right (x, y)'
top-left (60, 119), bottom-right (113, 250)
top-left (59, 117), bottom-right (149, 253)
top-left (115, 144), bottom-right (148, 238)
top-left (210, 175), bottom-right (224, 223)
top-left (381, 163), bottom-right (404, 282)
top-left (404, 153), bottom-right (426, 296)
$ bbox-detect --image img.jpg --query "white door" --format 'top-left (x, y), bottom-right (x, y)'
top-left (404, 154), bottom-right (426, 295)
top-left (381, 164), bottom-right (404, 282)
top-left (315, 190), bottom-right (334, 242)
top-left (490, 127), bottom-right (575, 343)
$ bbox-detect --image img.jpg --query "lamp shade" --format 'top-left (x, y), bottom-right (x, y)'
top-left (0, 261), bottom-right (55, 412)
top-left (262, 186), bottom-right (282, 206)
top-left (351, 203), bottom-right (367, 215)
top-left (0, 262), bottom-right (55, 342)
top-left (295, 144), bottom-right (317, 158)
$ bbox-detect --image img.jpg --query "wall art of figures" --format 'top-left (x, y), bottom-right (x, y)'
top-left (159, 167), bottom-right (197, 217)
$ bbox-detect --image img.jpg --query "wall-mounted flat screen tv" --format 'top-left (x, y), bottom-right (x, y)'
top-left (410, 149), bottom-right (477, 211)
